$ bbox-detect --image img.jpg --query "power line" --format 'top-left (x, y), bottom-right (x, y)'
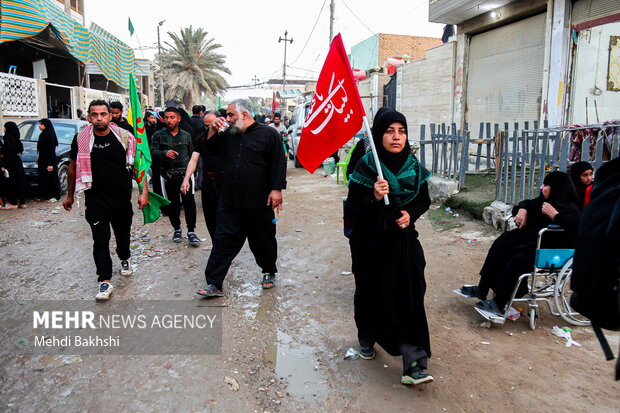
top-left (289, 0), bottom-right (327, 66)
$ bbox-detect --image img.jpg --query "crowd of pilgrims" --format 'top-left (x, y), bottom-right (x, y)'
top-left (0, 103), bottom-right (601, 386)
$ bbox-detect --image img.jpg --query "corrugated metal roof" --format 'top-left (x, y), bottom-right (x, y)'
top-left (0, 0), bottom-right (135, 89)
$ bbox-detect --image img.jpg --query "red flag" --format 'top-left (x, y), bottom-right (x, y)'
top-left (272, 91), bottom-right (278, 113)
top-left (297, 34), bottom-right (365, 173)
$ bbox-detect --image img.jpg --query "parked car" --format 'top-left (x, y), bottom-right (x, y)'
top-left (287, 100), bottom-right (367, 169)
top-left (18, 119), bottom-right (89, 195)
top-left (287, 100), bottom-right (311, 168)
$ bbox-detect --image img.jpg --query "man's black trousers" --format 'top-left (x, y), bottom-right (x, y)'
top-left (204, 200), bottom-right (277, 289)
top-left (85, 202), bottom-right (133, 282)
top-left (163, 177), bottom-right (196, 232)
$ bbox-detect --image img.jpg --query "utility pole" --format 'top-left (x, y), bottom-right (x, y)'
top-left (157, 20), bottom-right (166, 108)
top-left (252, 75), bottom-right (259, 88)
top-left (278, 31), bottom-right (293, 90)
top-left (329, 0), bottom-right (335, 43)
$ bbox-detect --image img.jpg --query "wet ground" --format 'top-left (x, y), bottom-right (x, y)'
top-left (0, 164), bottom-right (618, 412)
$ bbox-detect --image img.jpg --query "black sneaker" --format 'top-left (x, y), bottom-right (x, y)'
top-left (172, 229), bottom-right (182, 243)
top-left (187, 232), bottom-right (201, 247)
top-left (401, 363), bottom-right (434, 385)
top-left (120, 259), bottom-right (133, 276)
top-left (460, 285), bottom-right (485, 299)
top-left (359, 346), bottom-right (375, 360)
top-left (476, 299), bottom-right (502, 316)
top-left (95, 282), bottom-right (113, 300)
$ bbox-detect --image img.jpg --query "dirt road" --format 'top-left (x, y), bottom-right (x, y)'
top-left (0, 165), bottom-right (618, 412)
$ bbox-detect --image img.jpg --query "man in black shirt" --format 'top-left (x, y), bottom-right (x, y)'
top-left (110, 101), bottom-right (135, 135)
top-left (151, 107), bottom-right (201, 246)
top-left (63, 100), bottom-right (148, 300)
top-left (196, 99), bottom-right (287, 297)
top-left (190, 105), bottom-right (205, 143)
top-left (182, 111), bottom-right (222, 242)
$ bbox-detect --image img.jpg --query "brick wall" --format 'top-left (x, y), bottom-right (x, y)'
top-left (378, 34), bottom-right (442, 67)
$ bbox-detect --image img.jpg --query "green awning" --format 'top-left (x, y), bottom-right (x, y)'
top-left (0, 0), bottom-right (134, 89)
top-left (277, 89), bottom-right (303, 99)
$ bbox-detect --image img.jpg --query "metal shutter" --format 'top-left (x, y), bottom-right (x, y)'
top-left (466, 13), bottom-right (546, 133)
top-left (572, 0), bottom-right (620, 27)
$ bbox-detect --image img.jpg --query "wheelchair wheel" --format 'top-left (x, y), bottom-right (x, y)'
top-left (529, 307), bottom-right (538, 330)
top-left (554, 258), bottom-right (591, 327)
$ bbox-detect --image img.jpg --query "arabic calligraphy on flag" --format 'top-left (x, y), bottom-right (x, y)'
top-left (296, 34), bottom-right (365, 174)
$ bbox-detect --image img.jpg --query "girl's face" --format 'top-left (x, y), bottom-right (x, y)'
top-left (38, 123), bottom-right (45, 131)
top-left (382, 122), bottom-right (407, 154)
top-left (540, 184), bottom-right (550, 199)
top-left (580, 169), bottom-right (593, 186)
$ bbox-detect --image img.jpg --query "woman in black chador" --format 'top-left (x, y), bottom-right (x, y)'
top-left (460, 171), bottom-right (582, 315)
top-left (345, 108), bottom-right (433, 385)
top-left (2, 122), bottom-right (28, 208)
top-left (37, 119), bottom-right (60, 201)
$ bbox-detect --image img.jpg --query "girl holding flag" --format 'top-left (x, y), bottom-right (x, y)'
top-left (345, 108), bottom-right (434, 385)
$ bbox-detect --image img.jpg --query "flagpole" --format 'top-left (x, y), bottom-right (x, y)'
top-left (362, 115), bottom-right (389, 205)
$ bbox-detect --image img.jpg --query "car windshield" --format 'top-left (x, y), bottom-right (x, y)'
top-left (19, 123), bottom-right (78, 145)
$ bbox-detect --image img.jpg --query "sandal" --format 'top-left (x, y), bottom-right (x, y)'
top-left (197, 284), bottom-right (224, 297)
top-left (261, 273), bottom-right (276, 289)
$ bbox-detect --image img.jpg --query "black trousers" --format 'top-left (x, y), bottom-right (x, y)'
top-left (163, 178), bottom-right (196, 232)
top-left (204, 200), bottom-right (277, 289)
top-left (37, 165), bottom-right (60, 200)
top-left (85, 202), bottom-right (133, 282)
top-left (200, 172), bottom-right (223, 242)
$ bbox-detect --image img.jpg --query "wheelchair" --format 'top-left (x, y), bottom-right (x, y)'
top-left (475, 225), bottom-right (591, 329)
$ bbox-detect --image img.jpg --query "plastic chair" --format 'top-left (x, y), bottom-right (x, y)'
top-left (336, 142), bottom-right (357, 185)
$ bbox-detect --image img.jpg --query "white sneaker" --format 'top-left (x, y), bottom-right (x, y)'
top-left (120, 259), bottom-right (133, 276)
top-left (96, 282), bottom-right (113, 300)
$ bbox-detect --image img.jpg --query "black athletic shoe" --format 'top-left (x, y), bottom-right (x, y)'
top-left (172, 229), bottom-right (182, 243)
top-left (359, 346), bottom-right (376, 360)
top-left (476, 299), bottom-right (502, 315)
top-left (187, 232), bottom-right (201, 247)
top-left (460, 285), bottom-right (485, 299)
top-left (401, 363), bottom-right (434, 385)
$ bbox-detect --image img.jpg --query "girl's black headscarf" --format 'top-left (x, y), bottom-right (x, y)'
top-left (179, 109), bottom-right (194, 136)
top-left (569, 161), bottom-right (593, 204)
top-left (4, 121), bottom-right (20, 140)
top-left (543, 171), bottom-right (582, 213)
top-left (370, 108), bottom-right (411, 174)
top-left (37, 118), bottom-right (58, 152)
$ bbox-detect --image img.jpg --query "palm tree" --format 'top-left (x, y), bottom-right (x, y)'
top-left (161, 26), bottom-right (230, 108)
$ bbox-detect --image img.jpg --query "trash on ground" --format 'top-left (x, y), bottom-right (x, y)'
top-left (340, 271), bottom-right (352, 275)
top-left (506, 307), bottom-right (521, 321)
top-left (551, 326), bottom-right (582, 347)
top-left (480, 341), bottom-right (491, 345)
top-left (225, 376), bottom-right (240, 391)
top-left (444, 207), bottom-right (452, 212)
top-left (344, 348), bottom-right (359, 360)
top-left (479, 321), bottom-right (492, 328)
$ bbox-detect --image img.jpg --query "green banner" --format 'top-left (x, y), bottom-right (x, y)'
top-left (128, 74), bottom-right (170, 224)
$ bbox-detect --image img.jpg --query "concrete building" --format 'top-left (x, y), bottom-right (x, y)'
top-left (349, 33), bottom-right (442, 72)
top-left (428, 0), bottom-right (620, 131)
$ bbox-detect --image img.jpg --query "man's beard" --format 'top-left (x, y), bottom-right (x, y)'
top-left (93, 122), bottom-right (109, 131)
top-left (230, 118), bottom-right (245, 134)
top-left (166, 123), bottom-right (177, 132)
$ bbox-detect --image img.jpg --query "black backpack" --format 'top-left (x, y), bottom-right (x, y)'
top-left (571, 156), bottom-right (620, 380)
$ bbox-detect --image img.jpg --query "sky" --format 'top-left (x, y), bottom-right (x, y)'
top-left (85, 0), bottom-right (444, 99)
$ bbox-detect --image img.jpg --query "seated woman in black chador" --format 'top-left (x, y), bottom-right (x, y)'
top-left (569, 161), bottom-right (594, 206)
top-left (345, 108), bottom-right (433, 385)
top-left (460, 171), bottom-right (582, 315)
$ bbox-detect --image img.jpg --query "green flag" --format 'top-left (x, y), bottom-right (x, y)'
top-left (128, 74), bottom-right (170, 224)
top-left (128, 17), bottom-right (135, 36)
top-left (217, 95), bottom-right (221, 110)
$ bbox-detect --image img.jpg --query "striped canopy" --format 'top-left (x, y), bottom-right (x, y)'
top-left (0, 0), bottom-right (134, 89)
